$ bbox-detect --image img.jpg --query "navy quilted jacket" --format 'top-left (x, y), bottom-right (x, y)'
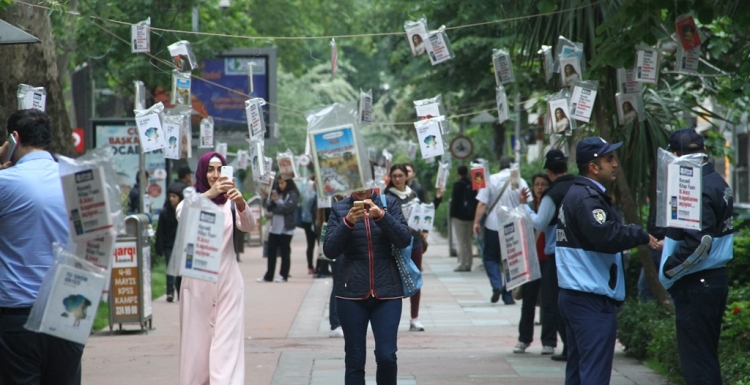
top-left (323, 192), bottom-right (412, 299)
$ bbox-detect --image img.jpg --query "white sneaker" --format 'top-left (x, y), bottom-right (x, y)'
top-left (329, 326), bottom-right (344, 338)
top-left (541, 346), bottom-right (555, 355)
top-left (409, 318), bottom-right (425, 331)
top-left (513, 341), bottom-right (529, 353)
top-left (274, 275), bottom-right (287, 282)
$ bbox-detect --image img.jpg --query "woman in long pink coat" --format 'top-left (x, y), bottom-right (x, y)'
top-left (177, 152), bottom-right (256, 385)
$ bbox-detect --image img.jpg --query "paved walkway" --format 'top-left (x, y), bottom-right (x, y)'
top-left (82, 228), bottom-right (667, 385)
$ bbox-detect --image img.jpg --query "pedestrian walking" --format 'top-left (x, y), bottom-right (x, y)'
top-left (449, 165), bottom-right (477, 272)
top-left (155, 180), bottom-right (187, 302)
top-left (259, 177), bottom-right (299, 282)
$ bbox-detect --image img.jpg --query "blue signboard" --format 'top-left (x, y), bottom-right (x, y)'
top-left (191, 54), bottom-right (275, 138)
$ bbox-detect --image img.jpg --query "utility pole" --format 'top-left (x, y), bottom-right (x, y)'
top-left (514, 93), bottom-right (521, 165)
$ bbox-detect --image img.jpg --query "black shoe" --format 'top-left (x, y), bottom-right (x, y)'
top-left (166, 294), bottom-right (174, 303)
top-left (491, 289), bottom-right (501, 303)
top-left (551, 354), bottom-right (567, 362)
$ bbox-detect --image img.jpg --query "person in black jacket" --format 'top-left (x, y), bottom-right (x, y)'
top-left (260, 177), bottom-right (299, 282)
top-left (155, 181), bottom-right (187, 302)
top-left (324, 187), bottom-right (411, 385)
top-left (404, 162), bottom-right (426, 202)
top-left (449, 165), bottom-right (476, 272)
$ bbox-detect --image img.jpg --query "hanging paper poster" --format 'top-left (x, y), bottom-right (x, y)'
top-left (310, 126), bottom-right (365, 197)
top-left (675, 14), bottom-right (701, 51)
top-left (215, 143), bottom-right (227, 159)
top-left (237, 150), bottom-right (248, 169)
top-left (548, 99), bottom-right (572, 135)
top-left (179, 208), bottom-right (225, 282)
top-left (414, 120), bottom-right (445, 159)
top-left (167, 40), bottom-right (198, 72)
top-left (499, 218), bottom-right (534, 290)
top-left (131, 18), bottom-right (151, 54)
top-left (17, 84), bottom-right (46, 111)
top-left (61, 167), bottom-right (114, 242)
top-left (134, 81), bottom-right (146, 111)
top-left (171, 72), bottom-right (191, 105)
top-left (540, 45), bottom-right (554, 82)
top-left (404, 17), bottom-right (427, 56)
top-left (163, 121), bottom-right (181, 160)
top-left (665, 163), bottom-right (702, 230)
top-left (406, 141), bottom-right (418, 159)
top-left (74, 235), bottom-right (115, 270)
top-left (617, 68), bottom-right (642, 95)
top-left (135, 113), bottom-right (166, 153)
top-left (199, 117), bottom-right (214, 148)
top-left (496, 86), bottom-right (509, 124)
top-left (359, 89), bottom-right (373, 124)
top-left (492, 50), bottom-right (515, 85)
top-left (635, 48), bottom-right (659, 84)
top-left (330, 38), bottom-right (338, 78)
top-left (559, 56), bottom-right (582, 87)
top-left (425, 28), bottom-right (453, 66)
top-left (470, 163), bottom-right (486, 190)
top-left (38, 264), bottom-right (106, 344)
top-left (435, 161), bottom-right (449, 189)
top-left (179, 117), bottom-right (192, 159)
top-left (616, 93), bottom-right (646, 125)
top-left (570, 85), bottom-right (597, 123)
top-left (258, 171), bottom-right (275, 197)
top-left (247, 62), bottom-right (254, 94)
top-left (245, 99), bottom-right (265, 140)
top-left (277, 151), bottom-right (297, 179)
top-left (676, 46), bottom-right (700, 73)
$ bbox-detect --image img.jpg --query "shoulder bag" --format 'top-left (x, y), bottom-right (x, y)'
top-left (478, 177), bottom-right (511, 241)
top-left (380, 195), bottom-right (422, 297)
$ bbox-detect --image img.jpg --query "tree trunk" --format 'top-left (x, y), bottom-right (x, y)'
top-left (593, 91), bottom-right (673, 311)
top-left (0, 1), bottom-right (74, 156)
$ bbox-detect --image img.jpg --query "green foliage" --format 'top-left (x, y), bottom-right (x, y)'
top-left (645, 317), bottom-right (683, 382)
top-left (617, 299), bottom-right (673, 360)
top-left (728, 228), bottom-right (750, 286)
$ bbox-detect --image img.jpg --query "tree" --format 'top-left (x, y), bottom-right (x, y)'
top-left (0, 1), bottom-right (74, 156)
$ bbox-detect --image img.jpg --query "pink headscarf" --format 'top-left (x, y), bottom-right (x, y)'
top-left (193, 151), bottom-right (227, 205)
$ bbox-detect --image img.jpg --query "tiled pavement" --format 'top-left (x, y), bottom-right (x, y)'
top-left (82, 228), bottom-right (667, 385)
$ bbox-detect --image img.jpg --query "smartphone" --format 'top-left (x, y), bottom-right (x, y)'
top-left (220, 166), bottom-right (233, 178)
top-left (353, 201), bottom-right (365, 208)
top-left (1, 134), bottom-right (17, 164)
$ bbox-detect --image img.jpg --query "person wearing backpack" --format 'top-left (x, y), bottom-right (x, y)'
top-left (450, 165), bottom-right (477, 272)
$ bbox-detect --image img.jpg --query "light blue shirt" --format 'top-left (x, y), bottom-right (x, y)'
top-left (523, 196), bottom-right (557, 256)
top-left (0, 151), bottom-right (69, 307)
top-left (582, 176), bottom-right (605, 193)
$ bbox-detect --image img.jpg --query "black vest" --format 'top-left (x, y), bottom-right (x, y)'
top-left (541, 174), bottom-right (576, 227)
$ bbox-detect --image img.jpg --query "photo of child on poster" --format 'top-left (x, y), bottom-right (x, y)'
top-left (311, 126), bottom-right (363, 197)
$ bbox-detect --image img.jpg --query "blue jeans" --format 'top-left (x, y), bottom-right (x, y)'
top-left (337, 297), bottom-right (402, 385)
top-left (481, 228), bottom-right (505, 291)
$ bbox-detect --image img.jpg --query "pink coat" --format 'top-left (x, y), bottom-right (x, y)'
top-left (177, 201), bottom-right (256, 385)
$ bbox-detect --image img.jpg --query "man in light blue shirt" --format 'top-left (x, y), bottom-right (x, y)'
top-left (0, 109), bottom-right (84, 385)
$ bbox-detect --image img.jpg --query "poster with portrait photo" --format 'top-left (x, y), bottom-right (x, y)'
top-left (559, 56), bottom-right (581, 88)
top-left (635, 48), bottom-right (659, 84)
top-left (676, 45), bottom-right (700, 73)
top-left (547, 98), bottom-right (572, 136)
top-left (617, 68), bottom-right (642, 94)
top-left (404, 18), bottom-right (427, 57)
top-left (616, 93), bottom-right (646, 125)
top-left (675, 14), bottom-right (702, 51)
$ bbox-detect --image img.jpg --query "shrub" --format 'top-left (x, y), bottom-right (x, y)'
top-left (646, 319), bottom-right (683, 383)
top-left (617, 299), bottom-right (672, 360)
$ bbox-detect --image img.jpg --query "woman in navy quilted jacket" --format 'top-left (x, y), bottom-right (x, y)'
top-left (323, 187), bottom-right (411, 385)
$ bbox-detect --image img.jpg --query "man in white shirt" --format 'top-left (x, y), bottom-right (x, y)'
top-left (473, 156), bottom-right (530, 304)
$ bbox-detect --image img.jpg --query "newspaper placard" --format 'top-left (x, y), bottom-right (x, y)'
top-left (178, 209), bottom-right (225, 282)
top-left (617, 68), bottom-right (642, 94)
top-left (75, 235), bottom-right (115, 270)
top-left (359, 89), bottom-right (373, 124)
top-left (635, 48), bottom-right (659, 84)
top-left (162, 122), bottom-right (181, 160)
top-left (199, 117), bottom-right (214, 148)
top-left (499, 218), bottom-right (536, 290)
top-left (570, 85), bottom-right (597, 123)
top-left (676, 46), bottom-right (700, 73)
top-left (38, 264), bottom-right (106, 345)
top-left (62, 167), bottom-right (115, 242)
top-left (215, 142), bottom-right (227, 159)
top-left (277, 151), bottom-right (297, 179)
top-left (131, 18), bottom-right (150, 53)
top-left (492, 50), bottom-right (515, 85)
top-left (17, 84), bottom-right (46, 111)
top-left (310, 125), bottom-right (365, 197)
top-left (540, 45), bottom-right (554, 82)
top-left (414, 120), bottom-right (445, 159)
top-left (245, 98), bottom-right (265, 140)
top-left (258, 171), bottom-right (275, 197)
top-left (135, 113), bottom-right (166, 153)
top-left (496, 85), bottom-right (510, 124)
top-left (249, 139), bottom-right (264, 181)
top-left (665, 163), bottom-right (702, 230)
top-left (425, 28), bottom-right (454, 65)
top-left (237, 149), bottom-right (248, 169)
top-left (435, 161), bottom-right (449, 189)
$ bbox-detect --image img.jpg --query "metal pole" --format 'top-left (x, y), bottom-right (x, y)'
top-left (139, 152), bottom-right (146, 215)
top-left (514, 93), bottom-right (521, 165)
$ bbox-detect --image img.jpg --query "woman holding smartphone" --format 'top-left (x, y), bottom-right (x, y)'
top-left (177, 151), bottom-right (257, 385)
top-left (259, 177), bottom-right (300, 282)
top-left (385, 164), bottom-right (426, 332)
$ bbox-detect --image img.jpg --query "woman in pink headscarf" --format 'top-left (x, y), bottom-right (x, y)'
top-left (177, 151), bottom-right (257, 385)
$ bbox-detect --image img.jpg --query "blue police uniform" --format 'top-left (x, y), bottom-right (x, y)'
top-left (658, 129), bottom-right (733, 385)
top-left (555, 137), bottom-right (650, 385)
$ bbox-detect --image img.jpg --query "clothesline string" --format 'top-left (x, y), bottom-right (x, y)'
top-left (17, 0), bottom-right (605, 41)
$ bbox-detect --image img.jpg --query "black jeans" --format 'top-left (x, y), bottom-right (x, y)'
top-left (164, 247), bottom-right (182, 296)
top-left (329, 258), bottom-right (340, 329)
top-left (670, 269), bottom-right (728, 385)
top-left (302, 222), bottom-right (316, 270)
top-left (519, 260), bottom-right (557, 347)
top-left (264, 233), bottom-right (293, 280)
top-left (0, 312), bottom-right (84, 385)
top-left (544, 254), bottom-right (567, 354)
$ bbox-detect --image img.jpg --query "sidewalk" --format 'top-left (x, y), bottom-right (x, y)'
top-left (82, 228), bottom-right (667, 385)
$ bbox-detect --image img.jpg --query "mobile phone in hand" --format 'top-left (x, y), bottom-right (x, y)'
top-left (220, 166), bottom-right (233, 178)
top-left (1, 134), bottom-right (17, 164)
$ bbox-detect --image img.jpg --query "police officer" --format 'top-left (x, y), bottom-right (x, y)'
top-left (659, 128), bottom-right (733, 385)
top-left (556, 137), bottom-right (658, 385)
